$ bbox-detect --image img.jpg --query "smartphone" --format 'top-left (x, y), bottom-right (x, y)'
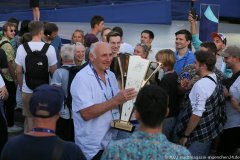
top-left (190, 7), bottom-right (197, 20)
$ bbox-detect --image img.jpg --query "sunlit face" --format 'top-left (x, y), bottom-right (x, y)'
top-left (74, 45), bottom-right (85, 62)
top-left (108, 36), bottom-right (121, 55)
top-left (140, 33), bottom-right (152, 47)
top-left (97, 21), bottom-right (105, 32)
top-left (223, 56), bottom-right (238, 69)
top-left (212, 37), bottom-right (225, 52)
top-left (175, 34), bottom-right (190, 50)
top-left (72, 31), bottom-right (84, 44)
top-left (134, 45), bottom-right (147, 59)
top-left (4, 26), bottom-right (16, 39)
top-left (101, 29), bottom-right (111, 42)
top-left (91, 43), bottom-right (113, 72)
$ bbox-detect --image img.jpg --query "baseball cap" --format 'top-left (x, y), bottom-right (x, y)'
top-left (29, 84), bottom-right (64, 118)
top-left (211, 32), bottom-right (227, 45)
top-left (222, 45), bottom-right (240, 58)
top-left (85, 33), bottom-right (98, 47)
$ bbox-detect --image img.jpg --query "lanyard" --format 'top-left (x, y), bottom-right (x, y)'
top-left (89, 63), bottom-right (114, 100)
top-left (32, 128), bottom-right (55, 134)
top-left (89, 63), bottom-right (119, 120)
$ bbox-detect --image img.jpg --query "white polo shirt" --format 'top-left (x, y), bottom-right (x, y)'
top-left (71, 64), bottom-right (119, 160)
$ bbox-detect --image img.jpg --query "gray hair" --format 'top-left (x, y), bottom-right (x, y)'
top-left (60, 44), bottom-right (75, 61)
top-left (89, 42), bottom-right (111, 59)
top-left (74, 42), bottom-right (85, 52)
top-left (89, 42), bottom-right (97, 59)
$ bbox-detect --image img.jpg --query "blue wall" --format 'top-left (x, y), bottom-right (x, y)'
top-left (0, 1), bottom-right (172, 24)
top-left (0, 0), bottom-right (239, 23)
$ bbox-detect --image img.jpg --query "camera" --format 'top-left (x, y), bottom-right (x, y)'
top-left (190, 7), bottom-right (197, 20)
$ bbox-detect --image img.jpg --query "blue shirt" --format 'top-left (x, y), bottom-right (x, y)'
top-left (51, 35), bottom-right (62, 66)
top-left (101, 131), bottom-right (192, 160)
top-left (174, 49), bottom-right (195, 75)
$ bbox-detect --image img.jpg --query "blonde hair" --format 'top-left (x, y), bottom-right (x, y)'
top-left (155, 49), bottom-right (176, 70)
top-left (71, 29), bottom-right (85, 45)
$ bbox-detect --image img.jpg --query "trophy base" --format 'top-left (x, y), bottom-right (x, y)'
top-left (111, 120), bottom-right (135, 132)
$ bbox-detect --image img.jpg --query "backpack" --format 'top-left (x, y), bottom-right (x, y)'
top-left (23, 42), bottom-right (50, 90)
top-left (61, 63), bottom-right (88, 115)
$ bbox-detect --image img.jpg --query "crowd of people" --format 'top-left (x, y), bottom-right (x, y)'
top-left (0, 12), bottom-right (239, 160)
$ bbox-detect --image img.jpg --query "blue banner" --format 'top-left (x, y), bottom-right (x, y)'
top-left (199, 4), bottom-right (219, 42)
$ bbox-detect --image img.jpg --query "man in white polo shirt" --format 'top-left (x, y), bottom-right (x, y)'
top-left (71, 42), bottom-right (136, 160)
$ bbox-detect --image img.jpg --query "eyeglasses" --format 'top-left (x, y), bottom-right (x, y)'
top-left (9, 30), bottom-right (16, 33)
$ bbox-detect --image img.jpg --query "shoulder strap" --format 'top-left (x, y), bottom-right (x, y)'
top-left (0, 41), bottom-right (11, 48)
top-left (23, 42), bottom-right (32, 54)
top-left (203, 75), bottom-right (216, 84)
top-left (41, 43), bottom-right (50, 55)
top-left (51, 138), bottom-right (65, 160)
top-left (222, 70), bottom-right (240, 91)
top-left (61, 65), bottom-right (70, 71)
top-left (60, 65), bottom-right (72, 108)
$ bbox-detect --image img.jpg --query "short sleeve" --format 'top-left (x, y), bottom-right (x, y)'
top-left (0, 74), bottom-right (5, 88)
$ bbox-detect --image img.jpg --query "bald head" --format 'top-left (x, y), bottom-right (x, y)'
top-left (90, 42), bottom-right (111, 58)
top-left (89, 42), bottom-right (113, 73)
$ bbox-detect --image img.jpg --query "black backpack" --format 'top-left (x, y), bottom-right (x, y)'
top-left (61, 63), bottom-right (88, 115)
top-left (23, 42), bottom-right (50, 90)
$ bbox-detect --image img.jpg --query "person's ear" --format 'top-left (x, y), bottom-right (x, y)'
top-left (89, 53), bottom-right (94, 61)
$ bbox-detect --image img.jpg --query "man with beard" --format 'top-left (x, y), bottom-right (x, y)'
top-left (175, 50), bottom-right (226, 157)
top-left (219, 46), bottom-right (240, 155)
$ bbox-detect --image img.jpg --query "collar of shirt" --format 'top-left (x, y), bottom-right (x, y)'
top-left (132, 130), bottom-right (166, 141)
top-left (175, 49), bottom-right (191, 61)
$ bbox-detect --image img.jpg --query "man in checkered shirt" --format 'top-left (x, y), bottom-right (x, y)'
top-left (175, 50), bottom-right (226, 157)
